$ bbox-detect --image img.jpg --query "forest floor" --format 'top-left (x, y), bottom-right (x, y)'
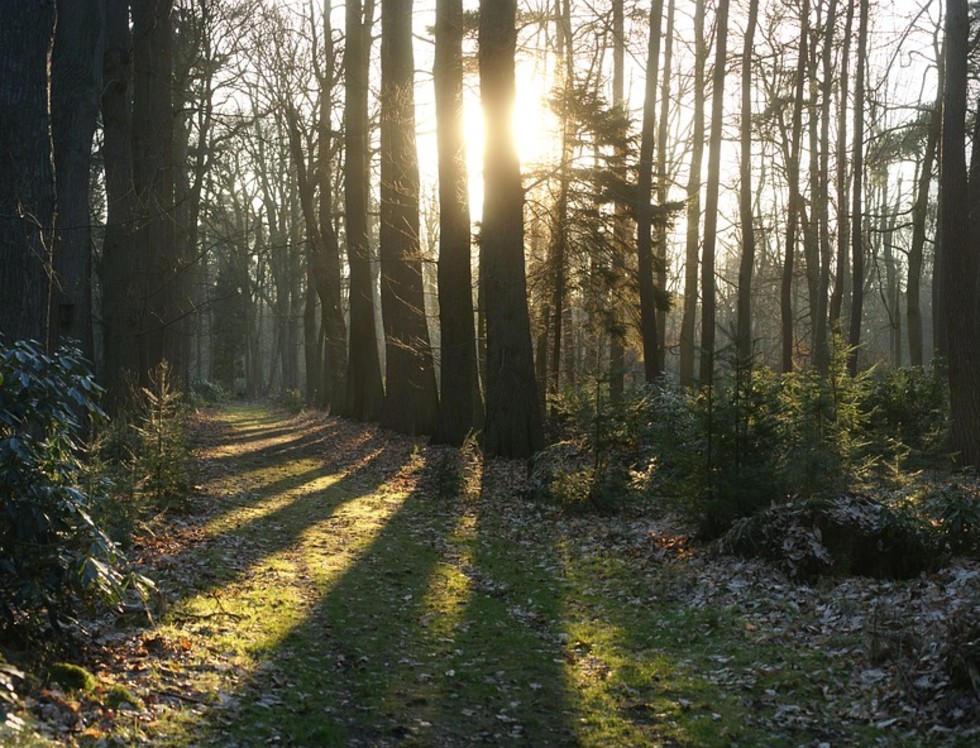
top-left (10, 404), bottom-right (980, 746)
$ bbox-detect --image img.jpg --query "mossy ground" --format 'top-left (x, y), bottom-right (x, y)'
top-left (33, 404), bottom-right (971, 746)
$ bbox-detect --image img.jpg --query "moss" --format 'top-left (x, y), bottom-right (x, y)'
top-left (47, 663), bottom-right (97, 693)
top-left (103, 683), bottom-right (144, 711)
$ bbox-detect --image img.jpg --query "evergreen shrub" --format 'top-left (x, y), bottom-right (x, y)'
top-left (0, 340), bottom-right (149, 638)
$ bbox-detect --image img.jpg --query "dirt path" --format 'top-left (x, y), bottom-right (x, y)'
top-left (63, 405), bottom-right (977, 747)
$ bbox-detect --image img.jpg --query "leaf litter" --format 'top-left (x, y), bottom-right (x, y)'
top-left (7, 405), bottom-right (977, 745)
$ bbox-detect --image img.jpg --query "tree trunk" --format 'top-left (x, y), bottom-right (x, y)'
top-left (735, 0), bottom-right (759, 369)
top-left (609, 0), bottom-right (628, 400)
top-left (780, 0), bottom-right (808, 373)
top-left (846, 0), bottom-right (869, 376)
top-left (829, 0), bottom-right (854, 337)
top-left (131, 0), bottom-right (180, 386)
top-left (50, 0), bottom-right (103, 358)
top-left (479, 0), bottom-right (544, 458)
top-left (655, 0), bottom-right (675, 373)
top-left (812, 0), bottom-right (838, 373)
top-left (432, 0), bottom-right (482, 445)
top-left (679, 0), bottom-right (705, 389)
top-left (100, 0), bottom-right (140, 411)
top-left (316, 0), bottom-right (348, 412)
top-left (636, 0), bottom-right (664, 383)
top-left (940, 0), bottom-right (980, 468)
top-left (343, 0), bottom-right (385, 421)
top-left (908, 40), bottom-right (942, 367)
top-left (699, 0), bottom-right (730, 387)
top-left (0, 1), bottom-right (57, 344)
top-left (379, 0), bottom-right (439, 436)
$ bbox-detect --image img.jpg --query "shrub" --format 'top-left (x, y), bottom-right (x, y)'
top-left (914, 482), bottom-right (980, 556)
top-left (862, 364), bottom-right (949, 463)
top-left (189, 379), bottom-right (227, 406)
top-left (132, 363), bottom-right (189, 510)
top-left (0, 340), bottom-right (150, 638)
top-left (281, 387), bottom-right (305, 414)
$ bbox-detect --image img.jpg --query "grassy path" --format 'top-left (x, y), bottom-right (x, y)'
top-left (84, 405), bottom-right (971, 746)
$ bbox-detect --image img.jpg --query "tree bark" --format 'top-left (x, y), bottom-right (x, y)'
top-left (50, 0), bottom-right (103, 358)
top-left (100, 0), bottom-right (141, 411)
top-left (432, 0), bottom-right (483, 445)
top-left (908, 40), bottom-right (943, 367)
top-left (479, 0), bottom-right (544, 458)
top-left (699, 0), bottom-right (730, 387)
top-left (637, 0), bottom-right (664, 383)
top-left (780, 0), bottom-right (808, 373)
top-left (131, 0), bottom-right (180, 386)
top-left (0, 1), bottom-right (57, 344)
top-left (829, 0), bottom-right (854, 337)
top-left (846, 0), bottom-right (869, 376)
top-left (812, 0), bottom-right (838, 373)
top-left (679, 0), bottom-right (705, 389)
top-left (735, 0), bottom-right (759, 369)
top-left (343, 0), bottom-right (385, 421)
top-left (940, 0), bottom-right (980, 468)
top-left (379, 0), bottom-right (439, 436)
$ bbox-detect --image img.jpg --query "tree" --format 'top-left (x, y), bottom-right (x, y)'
top-left (699, 0), bottom-right (730, 387)
top-left (479, 0), bottom-right (544, 458)
top-left (343, 0), bottom-right (384, 422)
top-left (379, 0), bottom-right (440, 435)
top-left (735, 0), bottom-right (759, 369)
top-left (780, 0), bottom-right (808, 373)
top-left (636, 0), bottom-right (665, 383)
top-left (131, 0), bottom-right (182, 385)
top-left (314, 1), bottom-right (349, 412)
top-left (908, 37), bottom-right (943, 367)
top-left (50, 0), bottom-right (104, 357)
top-left (847, 0), bottom-right (869, 376)
top-left (679, 0), bottom-right (706, 389)
top-left (100, 0), bottom-right (141, 411)
top-left (939, 0), bottom-right (980, 467)
top-left (432, 0), bottom-right (483, 445)
top-left (0, 1), bottom-right (57, 343)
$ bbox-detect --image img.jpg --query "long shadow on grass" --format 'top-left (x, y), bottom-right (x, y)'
top-left (161, 421), bottom-right (410, 612)
top-left (193, 455), bottom-right (577, 747)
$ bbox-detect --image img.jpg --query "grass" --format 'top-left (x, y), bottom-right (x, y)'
top-left (42, 403), bottom-right (964, 746)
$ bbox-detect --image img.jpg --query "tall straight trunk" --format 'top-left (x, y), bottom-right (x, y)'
top-left (609, 0), bottom-right (628, 400)
top-left (479, 0), bottom-right (544, 458)
top-left (655, 0), bottom-right (675, 372)
top-left (908, 41), bottom-right (943, 366)
top-left (343, 0), bottom-right (384, 421)
top-left (304, 264), bottom-right (320, 404)
top-left (131, 0), bottom-right (179, 386)
top-left (829, 0), bottom-right (854, 338)
top-left (50, 0), bottom-right (103, 357)
top-left (546, 0), bottom-right (575, 402)
top-left (100, 0), bottom-right (140, 410)
top-left (0, 1), bottom-right (56, 344)
top-left (847, 0), bottom-right (869, 376)
top-left (802, 17), bottom-right (821, 362)
top-left (735, 0), bottom-right (759, 369)
top-left (315, 1), bottom-right (348, 412)
top-left (379, 0), bottom-right (439, 436)
top-left (941, 0), bottom-right (980, 468)
top-left (432, 0), bottom-right (482, 445)
top-left (679, 0), bottom-right (706, 388)
top-left (636, 0), bottom-right (664, 383)
top-left (780, 0), bottom-right (809, 373)
top-left (699, 0), bottom-right (730, 387)
top-left (812, 0), bottom-right (838, 373)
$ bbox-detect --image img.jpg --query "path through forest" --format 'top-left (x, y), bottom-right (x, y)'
top-left (77, 404), bottom-right (977, 746)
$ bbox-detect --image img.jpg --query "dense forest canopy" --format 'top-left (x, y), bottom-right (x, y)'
top-left (0, 0), bottom-right (978, 461)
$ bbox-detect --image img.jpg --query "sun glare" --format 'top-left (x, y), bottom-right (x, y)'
top-left (462, 58), bottom-right (556, 218)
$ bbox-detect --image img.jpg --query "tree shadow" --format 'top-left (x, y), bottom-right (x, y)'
top-left (180, 452), bottom-right (577, 746)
